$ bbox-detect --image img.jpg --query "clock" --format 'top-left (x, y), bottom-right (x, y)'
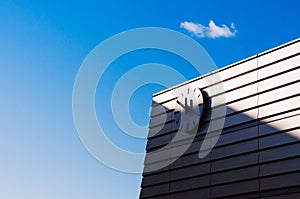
top-left (174, 85), bottom-right (205, 133)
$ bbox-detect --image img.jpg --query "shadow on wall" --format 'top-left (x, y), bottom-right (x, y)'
top-left (140, 96), bottom-right (300, 199)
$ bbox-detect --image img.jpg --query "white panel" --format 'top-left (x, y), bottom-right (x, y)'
top-left (259, 81), bottom-right (300, 105)
top-left (287, 129), bottom-right (300, 140)
top-left (259, 54), bottom-right (300, 80)
top-left (228, 95), bottom-right (258, 113)
top-left (258, 41), bottom-right (300, 67)
top-left (224, 83), bottom-right (258, 104)
top-left (209, 83), bottom-right (258, 109)
top-left (209, 93), bottom-right (226, 108)
top-left (209, 95), bottom-right (258, 121)
top-left (260, 114), bottom-right (300, 134)
top-left (258, 67), bottom-right (300, 92)
top-left (259, 95), bottom-right (300, 119)
top-left (191, 76), bottom-right (211, 88)
top-left (208, 70), bottom-right (257, 96)
top-left (218, 58), bottom-right (257, 81)
top-left (153, 90), bottom-right (176, 104)
top-left (262, 109), bottom-right (300, 123)
top-left (194, 58), bottom-right (257, 91)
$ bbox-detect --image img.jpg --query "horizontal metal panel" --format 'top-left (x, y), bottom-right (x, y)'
top-left (206, 96), bottom-right (258, 121)
top-left (211, 152), bottom-right (259, 172)
top-left (258, 53), bottom-right (300, 80)
top-left (148, 122), bottom-right (172, 138)
top-left (261, 109), bottom-right (300, 124)
top-left (170, 162), bottom-right (210, 181)
top-left (170, 151), bottom-right (210, 169)
top-left (197, 109), bottom-right (258, 136)
top-left (260, 172), bottom-right (300, 191)
top-left (203, 105), bottom-right (228, 121)
top-left (259, 130), bottom-right (300, 149)
top-left (211, 165), bottom-right (259, 185)
top-left (262, 193), bottom-right (300, 199)
top-left (220, 120), bottom-right (259, 135)
top-left (142, 195), bottom-right (169, 199)
top-left (170, 187), bottom-right (210, 199)
top-left (260, 157), bottom-right (300, 177)
top-left (170, 138), bottom-right (202, 157)
top-left (259, 118), bottom-right (300, 139)
top-left (197, 121), bottom-right (259, 145)
top-left (140, 182), bottom-right (169, 198)
top-left (143, 160), bottom-right (170, 175)
top-left (147, 137), bottom-right (201, 158)
top-left (209, 92), bottom-right (227, 108)
top-left (215, 125), bottom-right (258, 147)
top-left (153, 90), bottom-right (176, 104)
top-left (169, 175), bottom-right (210, 193)
top-left (211, 179), bottom-right (259, 198)
top-left (258, 81), bottom-right (300, 106)
top-left (217, 192), bottom-right (260, 199)
top-left (208, 69), bottom-right (257, 97)
top-left (226, 94), bottom-right (258, 113)
top-left (171, 138), bottom-right (204, 156)
top-left (149, 111), bottom-right (174, 128)
top-left (258, 67), bottom-right (300, 93)
top-left (141, 171), bottom-right (170, 187)
top-left (144, 147), bottom-right (171, 164)
top-left (222, 109), bottom-right (258, 129)
top-left (221, 83), bottom-right (258, 105)
top-left (209, 103), bottom-right (241, 119)
top-left (146, 133), bottom-right (171, 150)
top-left (258, 95), bottom-right (300, 119)
top-left (211, 139), bottom-right (258, 160)
top-left (147, 124), bottom-right (206, 151)
top-left (151, 100), bottom-right (175, 117)
top-left (218, 58), bottom-right (257, 82)
top-left (260, 186), bottom-right (300, 198)
top-left (259, 142), bottom-right (300, 163)
top-left (258, 40), bottom-right (300, 67)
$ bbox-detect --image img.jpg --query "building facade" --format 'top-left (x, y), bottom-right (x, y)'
top-left (140, 38), bottom-right (300, 198)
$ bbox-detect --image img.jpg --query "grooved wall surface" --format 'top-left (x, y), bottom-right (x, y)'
top-left (140, 38), bottom-right (300, 199)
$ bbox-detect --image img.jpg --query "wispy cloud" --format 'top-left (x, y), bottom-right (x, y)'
top-left (180, 20), bottom-right (237, 39)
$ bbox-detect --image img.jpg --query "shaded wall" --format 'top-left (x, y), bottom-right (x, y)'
top-left (140, 38), bottom-right (300, 198)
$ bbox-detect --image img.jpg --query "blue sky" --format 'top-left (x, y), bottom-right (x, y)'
top-left (0, 0), bottom-right (299, 198)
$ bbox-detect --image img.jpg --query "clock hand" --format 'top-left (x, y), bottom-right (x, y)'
top-left (177, 99), bottom-right (201, 116)
top-left (176, 100), bottom-right (187, 110)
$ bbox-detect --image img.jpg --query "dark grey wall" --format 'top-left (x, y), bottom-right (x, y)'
top-left (140, 39), bottom-right (300, 198)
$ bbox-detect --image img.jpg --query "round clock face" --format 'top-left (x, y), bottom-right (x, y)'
top-left (174, 86), bottom-right (205, 133)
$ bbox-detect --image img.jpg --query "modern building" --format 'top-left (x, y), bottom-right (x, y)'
top-left (140, 38), bottom-right (300, 198)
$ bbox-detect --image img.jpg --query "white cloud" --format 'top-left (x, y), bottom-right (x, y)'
top-left (180, 20), bottom-right (237, 39)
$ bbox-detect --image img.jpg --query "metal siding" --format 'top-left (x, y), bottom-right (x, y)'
top-left (140, 38), bottom-right (300, 198)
